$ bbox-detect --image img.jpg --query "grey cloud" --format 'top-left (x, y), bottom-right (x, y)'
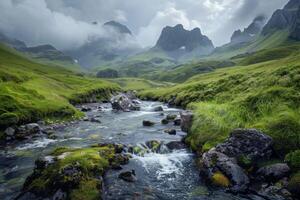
top-left (0, 0), bottom-right (290, 49)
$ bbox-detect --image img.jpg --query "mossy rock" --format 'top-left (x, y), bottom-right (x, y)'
top-left (211, 171), bottom-right (231, 188)
top-left (69, 179), bottom-right (101, 200)
top-left (288, 172), bottom-right (300, 198)
top-left (166, 114), bottom-right (177, 121)
top-left (161, 118), bottom-right (169, 124)
top-left (21, 146), bottom-right (118, 199)
top-left (285, 150), bottom-right (300, 171)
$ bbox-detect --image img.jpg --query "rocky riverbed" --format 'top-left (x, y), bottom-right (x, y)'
top-left (0, 93), bottom-right (297, 200)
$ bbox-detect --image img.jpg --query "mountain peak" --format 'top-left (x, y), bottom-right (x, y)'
top-left (103, 21), bottom-right (132, 35)
top-left (284, 0), bottom-right (300, 10)
top-left (262, 0), bottom-right (300, 35)
top-left (155, 24), bottom-right (214, 53)
top-left (230, 16), bottom-right (266, 44)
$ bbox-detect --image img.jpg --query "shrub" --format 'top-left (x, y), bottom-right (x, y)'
top-left (285, 150), bottom-right (300, 171)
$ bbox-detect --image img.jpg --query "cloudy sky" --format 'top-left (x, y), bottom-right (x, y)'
top-left (0, 0), bottom-right (289, 50)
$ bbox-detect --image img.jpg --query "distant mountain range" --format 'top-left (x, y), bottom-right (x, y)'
top-left (1, 0), bottom-right (300, 75)
top-left (0, 32), bottom-right (76, 66)
top-left (65, 20), bottom-right (141, 69)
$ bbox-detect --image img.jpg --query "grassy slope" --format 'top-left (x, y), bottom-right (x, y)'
top-left (210, 30), bottom-right (290, 60)
top-left (0, 44), bottom-right (119, 129)
top-left (109, 77), bottom-right (174, 91)
top-left (139, 44), bottom-right (300, 156)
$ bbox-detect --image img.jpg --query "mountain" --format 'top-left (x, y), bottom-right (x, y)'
top-left (0, 32), bottom-right (76, 67)
top-left (66, 21), bottom-right (140, 68)
top-left (104, 21), bottom-right (132, 35)
top-left (0, 32), bottom-right (26, 50)
top-left (155, 24), bottom-right (214, 57)
top-left (262, 0), bottom-right (300, 35)
top-left (25, 44), bottom-right (76, 63)
top-left (231, 16), bottom-right (266, 44)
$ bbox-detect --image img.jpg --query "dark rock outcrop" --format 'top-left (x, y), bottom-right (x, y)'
top-left (215, 129), bottom-right (273, 161)
top-left (201, 129), bottom-right (274, 193)
top-left (202, 149), bottom-right (250, 193)
top-left (257, 163), bottom-right (291, 182)
top-left (5, 123), bottom-right (42, 140)
top-left (155, 24), bottom-right (214, 54)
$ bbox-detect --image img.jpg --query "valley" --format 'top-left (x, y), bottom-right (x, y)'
top-left (0, 0), bottom-right (300, 199)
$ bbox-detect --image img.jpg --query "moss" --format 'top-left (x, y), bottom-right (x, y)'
top-left (69, 179), bottom-right (101, 200)
top-left (237, 155), bottom-right (252, 169)
top-left (211, 171), bottom-right (231, 188)
top-left (23, 146), bottom-right (117, 199)
top-left (189, 186), bottom-right (210, 196)
top-left (288, 172), bottom-right (300, 198)
top-left (285, 150), bottom-right (300, 171)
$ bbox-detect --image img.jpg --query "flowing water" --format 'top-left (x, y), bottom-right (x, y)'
top-left (0, 101), bottom-right (254, 200)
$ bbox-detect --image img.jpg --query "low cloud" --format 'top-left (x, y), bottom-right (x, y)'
top-left (0, 0), bottom-right (290, 49)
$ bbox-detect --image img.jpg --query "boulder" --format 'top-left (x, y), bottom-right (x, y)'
top-left (153, 106), bottom-right (164, 112)
top-left (202, 148), bottom-right (249, 193)
top-left (118, 170), bottom-right (137, 182)
top-left (90, 117), bottom-right (101, 123)
top-left (164, 129), bottom-right (176, 135)
top-left (257, 163), bottom-right (290, 182)
top-left (81, 106), bottom-right (92, 112)
top-left (111, 93), bottom-right (140, 111)
top-left (143, 120), bottom-right (155, 127)
top-left (16, 123), bottom-right (41, 139)
top-left (4, 127), bottom-right (15, 137)
top-left (25, 123), bottom-right (41, 133)
top-left (173, 118), bottom-right (181, 126)
top-left (166, 141), bottom-right (186, 150)
top-left (161, 118), bottom-right (169, 125)
top-left (180, 111), bottom-right (193, 133)
top-left (215, 129), bottom-right (273, 161)
top-left (166, 114), bottom-right (177, 121)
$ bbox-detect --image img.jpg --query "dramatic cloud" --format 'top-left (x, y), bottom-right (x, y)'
top-left (0, 0), bottom-right (290, 49)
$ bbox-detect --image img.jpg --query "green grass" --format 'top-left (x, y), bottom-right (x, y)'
top-left (0, 44), bottom-right (119, 129)
top-left (109, 77), bottom-right (174, 91)
top-left (211, 30), bottom-right (291, 60)
top-left (139, 44), bottom-right (300, 156)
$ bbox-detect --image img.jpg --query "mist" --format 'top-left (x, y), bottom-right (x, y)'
top-left (0, 0), bottom-right (289, 50)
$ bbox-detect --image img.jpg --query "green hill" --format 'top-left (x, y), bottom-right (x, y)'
top-left (139, 43), bottom-right (300, 156)
top-left (0, 44), bottom-right (119, 131)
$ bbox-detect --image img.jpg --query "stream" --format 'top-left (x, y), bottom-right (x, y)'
top-left (0, 101), bottom-right (254, 200)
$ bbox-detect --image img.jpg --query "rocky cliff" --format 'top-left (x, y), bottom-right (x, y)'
top-left (155, 24), bottom-right (214, 55)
